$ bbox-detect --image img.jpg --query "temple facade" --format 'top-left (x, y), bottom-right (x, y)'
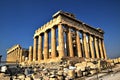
top-left (6, 44), bottom-right (29, 63)
top-left (30, 11), bottom-right (107, 63)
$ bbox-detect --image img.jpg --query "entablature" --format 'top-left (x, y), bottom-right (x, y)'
top-left (7, 44), bottom-right (21, 54)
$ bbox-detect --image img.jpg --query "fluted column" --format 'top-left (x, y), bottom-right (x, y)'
top-left (33, 37), bottom-right (37, 61)
top-left (94, 36), bottom-right (99, 58)
top-left (29, 46), bottom-right (33, 62)
top-left (38, 35), bottom-right (42, 62)
top-left (76, 31), bottom-right (82, 57)
top-left (68, 28), bottom-right (74, 57)
top-left (44, 31), bottom-right (49, 60)
top-left (51, 28), bottom-right (56, 58)
top-left (101, 39), bottom-right (107, 59)
top-left (98, 38), bottom-right (104, 59)
top-left (89, 35), bottom-right (95, 58)
top-left (58, 24), bottom-right (65, 57)
top-left (82, 32), bottom-right (89, 58)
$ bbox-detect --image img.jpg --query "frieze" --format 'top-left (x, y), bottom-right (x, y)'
top-left (7, 44), bottom-right (21, 54)
top-left (61, 16), bottom-right (104, 39)
top-left (34, 16), bottom-right (61, 37)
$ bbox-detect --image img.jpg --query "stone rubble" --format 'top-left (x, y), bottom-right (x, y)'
top-left (0, 57), bottom-right (120, 80)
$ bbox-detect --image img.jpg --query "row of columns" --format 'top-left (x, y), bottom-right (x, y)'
top-left (66, 29), bottom-right (107, 59)
top-left (77, 31), bottom-right (107, 59)
top-left (32, 24), bottom-right (65, 62)
top-left (32, 24), bottom-right (107, 62)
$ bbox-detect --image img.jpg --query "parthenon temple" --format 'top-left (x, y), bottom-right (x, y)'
top-left (31, 11), bottom-right (107, 63)
top-left (6, 11), bottom-right (107, 63)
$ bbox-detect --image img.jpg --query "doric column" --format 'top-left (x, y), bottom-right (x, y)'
top-left (89, 35), bottom-right (95, 58)
top-left (101, 39), bottom-right (107, 59)
top-left (98, 38), bottom-right (104, 59)
top-left (58, 24), bottom-right (65, 57)
top-left (44, 31), bottom-right (49, 60)
top-left (94, 36), bottom-right (100, 58)
top-left (76, 31), bottom-right (82, 57)
top-left (29, 46), bottom-right (33, 62)
top-left (38, 35), bottom-right (42, 62)
top-left (33, 37), bottom-right (37, 61)
top-left (68, 28), bottom-right (74, 57)
top-left (51, 28), bottom-right (56, 58)
top-left (82, 32), bottom-right (89, 58)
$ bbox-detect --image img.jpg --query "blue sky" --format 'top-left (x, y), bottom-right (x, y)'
top-left (0, 0), bottom-right (120, 60)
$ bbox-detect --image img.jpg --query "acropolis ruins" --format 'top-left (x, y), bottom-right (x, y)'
top-left (7, 10), bottom-right (107, 64)
top-left (4, 10), bottom-right (120, 80)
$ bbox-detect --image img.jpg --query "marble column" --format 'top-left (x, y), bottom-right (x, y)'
top-left (94, 36), bottom-right (99, 58)
top-left (29, 46), bottom-right (33, 62)
top-left (33, 37), bottom-right (37, 61)
top-left (58, 24), bottom-right (65, 57)
top-left (98, 38), bottom-right (104, 59)
top-left (76, 31), bottom-right (82, 57)
top-left (38, 35), bottom-right (42, 62)
top-left (82, 32), bottom-right (89, 58)
top-left (89, 35), bottom-right (95, 58)
top-left (101, 39), bottom-right (107, 59)
top-left (44, 31), bottom-right (49, 60)
top-left (68, 28), bottom-right (74, 57)
top-left (51, 28), bottom-right (56, 58)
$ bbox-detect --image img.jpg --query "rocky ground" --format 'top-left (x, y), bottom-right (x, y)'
top-left (0, 58), bottom-right (120, 80)
top-left (86, 63), bottom-right (120, 80)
